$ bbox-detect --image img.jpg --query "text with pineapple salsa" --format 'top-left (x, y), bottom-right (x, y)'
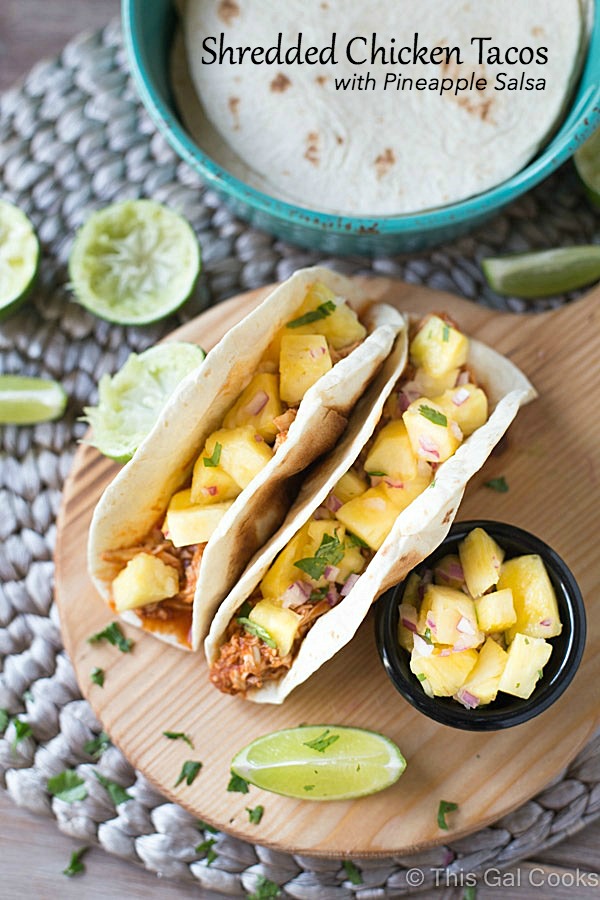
top-left (400, 527), bottom-right (562, 706)
top-left (211, 313), bottom-right (491, 695)
top-left (102, 283), bottom-right (367, 643)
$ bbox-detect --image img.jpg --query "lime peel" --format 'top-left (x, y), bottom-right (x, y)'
top-left (574, 126), bottom-right (600, 208)
top-left (83, 342), bottom-right (205, 462)
top-left (482, 246), bottom-right (600, 299)
top-left (0, 199), bottom-right (39, 319)
top-left (231, 725), bottom-right (406, 801)
top-left (0, 375), bottom-right (67, 425)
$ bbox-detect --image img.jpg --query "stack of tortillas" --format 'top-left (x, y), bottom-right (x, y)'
top-left (173, 0), bottom-right (593, 216)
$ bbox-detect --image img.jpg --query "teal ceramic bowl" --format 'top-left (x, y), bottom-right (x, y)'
top-left (122, 0), bottom-right (600, 256)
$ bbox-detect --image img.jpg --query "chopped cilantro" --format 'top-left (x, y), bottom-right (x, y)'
top-left (163, 730), bottom-right (194, 749)
top-left (347, 531), bottom-right (369, 549)
top-left (437, 799), bottom-right (459, 830)
top-left (484, 476), bottom-right (509, 493)
top-left (366, 470), bottom-right (387, 478)
top-left (294, 531), bottom-right (344, 580)
top-left (197, 819), bottom-right (219, 834)
top-left (236, 617), bottom-right (277, 649)
top-left (195, 837), bottom-right (218, 865)
top-left (47, 770), bottom-right (88, 803)
top-left (303, 784), bottom-right (315, 792)
top-left (524, 638), bottom-right (530, 645)
top-left (62, 846), bottom-right (89, 878)
top-left (174, 760), bottom-right (203, 788)
top-left (94, 771), bottom-right (132, 805)
top-left (0, 709), bottom-right (9, 733)
top-left (442, 323), bottom-right (450, 342)
top-left (342, 860), bottom-right (363, 885)
top-left (419, 404), bottom-right (447, 427)
top-left (88, 622), bottom-right (133, 653)
top-left (303, 729), bottom-right (340, 753)
top-left (246, 805), bottom-right (264, 824)
top-left (237, 600), bottom-right (252, 619)
top-left (417, 673), bottom-right (427, 682)
top-left (227, 772), bottom-right (250, 793)
top-left (83, 731), bottom-right (111, 760)
top-left (423, 627), bottom-right (433, 644)
top-left (247, 874), bottom-right (282, 899)
top-left (90, 667), bottom-right (105, 687)
top-left (538, 669), bottom-right (544, 680)
top-left (11, 717), bottom-right (32, 751)
top-left (309, 586), bottom-right (328, 603)
top-left (286, 300), bottom-right (336, 329)
top-left (203, 442), bottom-right (222, 468)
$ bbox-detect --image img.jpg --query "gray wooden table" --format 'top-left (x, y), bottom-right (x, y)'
top-left (0, 2), bottom-right (599, 897)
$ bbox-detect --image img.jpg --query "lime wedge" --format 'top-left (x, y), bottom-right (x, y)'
top-left (231, 726), bottom-right (406, 801)
top-left (68, 200), bottom-right (201, 325)
top-left (482, 246), bottom-right (600, 299)
top-left (574, 126), bottom-right (600, 208)
top-left (83, 341), bottom-right (205, 462)
top-left (0, 375), bottom-right (67, 424)
top-left (0, 199), bottom-right (39, 319)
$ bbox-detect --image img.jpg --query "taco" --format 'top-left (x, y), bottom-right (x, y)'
top-left (87, 267), bottom-right (405, 650)
top-left (205, 312), bottom-right (536, 702)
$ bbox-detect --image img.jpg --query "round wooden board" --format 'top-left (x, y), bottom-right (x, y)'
top-left (55, 277), bottom-right (600, 857)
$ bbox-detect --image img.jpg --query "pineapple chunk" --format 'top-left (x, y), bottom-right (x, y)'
top-left (249, 599), bottom-right (301, 657)
top-left (497, 632), bottom-right (553, 699)
top-left (475, 588), bottom-right (516, 633)
top-left (410, 315), bottom-right (469, 378)
top-left (456, 637), bottom-right (508, 706)
top-left (260, 524), bottom-right (311, 599)
top-left (335, 484), bottom-right (399, 551)
top-left (307, 518), bottom-right (345, 551)
top-left (411, 647), bottom-right (478, 697)
top-left (190, 457), bottom-right (240, 505)
top-left (223, 373), bottom-right (283, 441)
top-left (337, 541), bottom-right (367, 583)
top-left (458, 527), bottom-right (505, 598)
top-left (164, 489), bottom-right (233, 547)
top-left (364, 420), bottom-right (418, 481)
top-left (414, 367), bottom-right (461, 398)
top-left (382, 466), bottom-right (433, 511)
top-left (205, 427), bottom-right (273, 490)
top-left (418, 585), bottom-right (484, 649)
top-left (279, 334), bottom-right (332, 405)
top-left (286, 282), bottom-right (367, 349)
top-left (434, 554), bottom-right (465, 590)
top-left (402, 572), bottom-right (423, 607)
top-left (499, 555), bottom-right (563, 641)
top-left (433, 384), bottom-right (488, 437)
top-left (403, 398), bottom-right (462, 463)
top-left (112, 553), bottom-right (179, 613)
top-left (333, 470), bottom-right (368, 504)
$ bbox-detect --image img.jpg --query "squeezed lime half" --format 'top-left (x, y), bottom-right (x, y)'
top-left (574, 126), bottom-right (600, 208)
top-left (482, 246), bottom-right (600, 298)
top-left (82, 341), bottom-right (205, 462)
top-left (68, 199), bottom-right (201, 325)
top-left (0, 375), bottom-right (67, 424)
top-left (0, 199), bottom-right (39, 319)
top-left (231, 725), bottom-right (406, 801)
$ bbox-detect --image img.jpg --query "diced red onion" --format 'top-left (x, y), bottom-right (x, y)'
top-left (254, 433), bottom-right (264, 443)
top-left (282, 580), bottom-right (311, 608)
top-left (326, 585), bottom-right (340, 607)
top-left (399, 603), bottom-right (418, 633)
top-left (443, 850), bottom-right (456, 866)
top-left (540, 618), bottom-right (551, 626)
top-left (313, 505), bottom-right (332, 520)
top-left (396, 391), bottom-right (412, 413)
top-left (436, 559), bottom-right (464, 584)
top-left (309, 346), bottom-right (327, 358)
top-left (365, 496), bottom-right (386, 511)
top-left (413, 634), bottom-right (434, 657)
top-left (325, 493), bottom-right (342, 512)
top-left (201, 485), bottom-right (218, 497)
top-left (450, 420), bottom-right (463, 441)
top-left (324, 565), bottom-right (339, 581)
top-left (401, 381), bottom-right (422, 403)
top-left (245, 390), bottom-right (269, 416)
top-left (421, 569), bottom-right (433, 586)
top-left (384, 478), bottom-right (404, 489)
top-left (426, 616), bottom-right (436, 631)
top-left (439, 648), bottom-right (452, 657)
top-left (452, 388), bottom-right (470, 406)
top-left (456, 370), bottom-right (470, 385)
top-left (341, 573), bottom-right (360, 596)
top-left (418, 436), bottom-right (440, 459)
top-left (456, 616), bottom-right (476, 635)
top-left (456, 688), bottom-right (480, 709)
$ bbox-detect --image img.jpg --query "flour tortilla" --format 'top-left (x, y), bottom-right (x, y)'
top-left (204, 325), bottom-right (536, 702)
top-left (181, 0), bottom-right (585, 215)
top-left (88, 267), bottom-right (405, 650)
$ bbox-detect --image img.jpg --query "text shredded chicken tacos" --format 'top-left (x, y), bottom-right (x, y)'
top-left (205, 313), bottom-right (536, 702)
top-left (87, 267), bottom-right (405, 650)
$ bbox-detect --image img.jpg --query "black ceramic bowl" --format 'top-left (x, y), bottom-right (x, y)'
top-left (375, 520), bottom-right (586, 731)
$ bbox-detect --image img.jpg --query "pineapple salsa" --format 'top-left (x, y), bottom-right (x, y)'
top-left (102, 282), bottom-right (368, 641)
top-left (400, 527), bottom-right (563, 706)
top-left (210, 313), bottom-right (491, 694)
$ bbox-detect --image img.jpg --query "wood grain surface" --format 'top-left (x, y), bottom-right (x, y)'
top-left (54, 277), bottom-right (600, 858)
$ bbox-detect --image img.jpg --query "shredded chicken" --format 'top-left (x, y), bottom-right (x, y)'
top-left (273, 407), bottom-right (297, 451)
top-left (329, 339), bottom-right (363, 365)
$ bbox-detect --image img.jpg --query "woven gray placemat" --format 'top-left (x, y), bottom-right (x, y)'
top-left (0, 18), bottom-right (599, 898)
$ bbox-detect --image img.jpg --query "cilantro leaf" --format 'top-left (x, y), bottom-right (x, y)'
top-left (203, 442), bottom-right (222, 468)
top-left (163, 730), bottom-right (194, 749)
top-left (347, 531), bottom-right (369, 549)
top-left (0, 709), bottom-right (8, 733)
top-left (90, 667), bottom-right (105, 687)
top-left (248, 874), bottom-right (282, 899)
top-left (94, 772), bottom-right (132, 805)
top-left (366, 470), bottom-right (387, 478)
top-left (11, 717), bottom-right (32, 751)
top-left (63, 846), bottom-right (89, 877)
top-left (286, 300), bottom-right (336, 329)
top-left (195, 837), bottom-right (218, 865)
top-left (484, 476), bottom-right (509, 493)
top-left (197, 819), bottom-right (219, 834)
top-left (303, 729), bottom-right (340, 753)
top-left (227, 772), bottom-right (250, 794)
top-left (437, 799), bottom-right (459, 830)
top-left (342, 860), bottom-right (363, 885)
top-left (236, 617), bottom-right (277, 649)
top-left (442, 323), bottom-right (450, 342)
top-left (48, 770), bottom-right (88, 803)
top-left (83, 731), bottom-right (111, 760)
top-left (246, 805), bottom-right (264, 824)
top-left (419, 404), bottom-right (447, 427)
top-left (88, 622), bottom-right (133, 653)
top-left (309, 586), bottom-right (328, 603)
top-left (174, 760), bottom-right (203, 787)
top-left (294, 531), bottom-right (344, 581)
